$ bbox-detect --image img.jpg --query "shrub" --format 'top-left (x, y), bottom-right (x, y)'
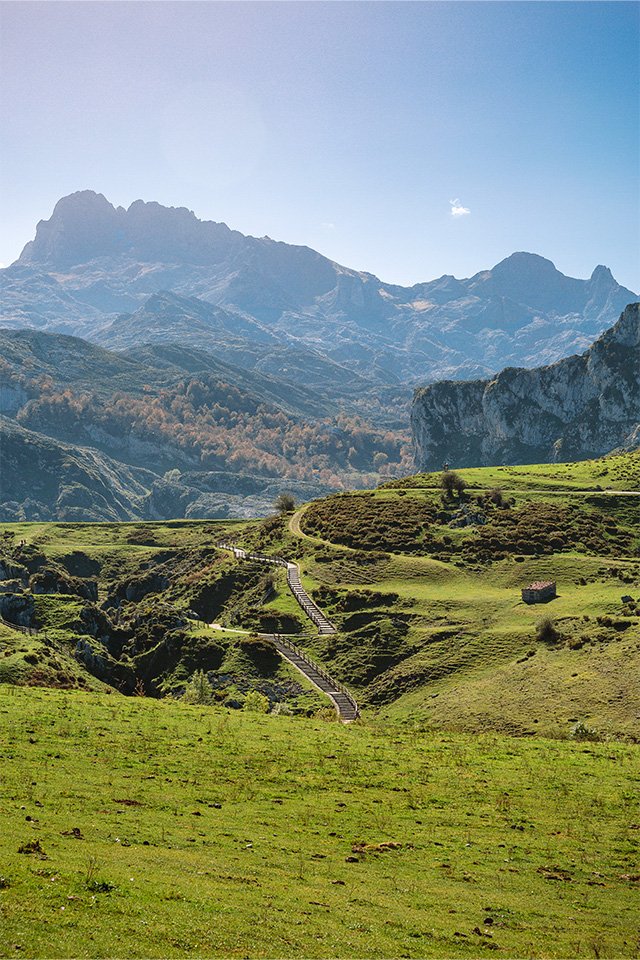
top-left (271, 702), bottom-right (293, 716)
top-left (87, 878), bottom-right (116, 893)
top-left (487, 487), bottom-right (506, 507)
top-left (243, 691), bottom-right (270, 713)
top-left (182, 669), bottom-right (214, 705)
top-left (238, 635), bottom-right (280, 671)
top-left (536, 617), bottom-right (560, 644)
top-left (571, 721), bottom-right (601, 742)
top-left (567, 636), bottom-right (585, 649)
top-left (441, 471), bottom-right (467, 499)
top-left (274, 492), bottom-right (296, 514)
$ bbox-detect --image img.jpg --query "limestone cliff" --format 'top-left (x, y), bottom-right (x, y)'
top-left (411, 302), bottom-right (640, 471)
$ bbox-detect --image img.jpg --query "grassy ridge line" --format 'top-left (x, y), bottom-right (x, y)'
top-left (383, 453), bottom-right (640, 492)
top-left (1, 686), bottom-right (639, 959)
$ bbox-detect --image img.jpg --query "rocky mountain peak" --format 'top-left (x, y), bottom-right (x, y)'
top-left (18, 191), bottom-right (125, 268)
top-left (469, 251), bottom-right (596, 315)
top-left (590, 264), bottom-right (615, 284)
top-left (411, 301), bottom-right (640, 471)
top-left (53, 189), bottom-right (120, 216)
top-left (17, 191), bottom-right (236, 269)
top-left (490, 251), bottom-right (560, 279)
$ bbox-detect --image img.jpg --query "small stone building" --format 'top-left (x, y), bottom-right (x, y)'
top-left (522, 580), bottom-right (556, 604)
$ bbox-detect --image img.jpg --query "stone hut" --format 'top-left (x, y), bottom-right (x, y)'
top-left (522, 580), bottom-right (556, 604)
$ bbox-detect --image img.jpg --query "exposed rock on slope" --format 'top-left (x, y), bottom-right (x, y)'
top-left (0, 416), bottom-right (153, 521)
top-left (411, 302), bottom-right (640, 470)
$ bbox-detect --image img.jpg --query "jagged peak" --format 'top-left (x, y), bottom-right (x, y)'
top-left (590, 264), bottom-right (614, 283)
top-left (126, 198), bottom-right (200, 222)
top-left (48, 189), bottom-right (119, 217)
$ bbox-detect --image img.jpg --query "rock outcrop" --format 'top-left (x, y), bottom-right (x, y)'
top-left (411, 302), bottom-right (640, 471)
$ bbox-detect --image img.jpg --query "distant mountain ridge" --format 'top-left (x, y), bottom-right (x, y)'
top-left (2, 190), bottom-right (636, 385)
top-left (411, 302), bottom-right (640, 471)
top-left (2, 191), bottom-right (638, 521)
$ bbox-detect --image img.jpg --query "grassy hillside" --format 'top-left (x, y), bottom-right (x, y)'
top-left (0, 519), bottom-right (324, 714)
top-left (385, 453), bottom-right (640, 492)
top-left (1, 686), bottom-right (639, 959)
top-left (1, 453), bottom-right (638, 739)
top-left (258, 453), bottom-right (640, 739)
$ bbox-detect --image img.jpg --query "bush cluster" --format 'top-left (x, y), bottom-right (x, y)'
top-left (303, 495), bottom-right (438, 553)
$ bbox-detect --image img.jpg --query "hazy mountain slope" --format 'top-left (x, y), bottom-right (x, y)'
top-left (0, 416), bottom-right (338, 522)
top-left (0, 327), bottom-right (335, 419)
top-left (93, 291), bottom-right (395, 404)
top-left (0, 328), bottom-right (413, 519)
top-left (3, 190), bottom-right (636, 384)
top-left (412, 302), bottom-right (640, 470)
top-left (95, 290), bottom-right (276, 350)
top-left (0, 416), bottom-right (154, 521)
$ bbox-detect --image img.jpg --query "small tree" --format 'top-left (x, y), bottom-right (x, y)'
top-left (536, 617), bottom-right (559, 644)
top-left (243, 690), bottom-right (270, 714)
top-left (183, 669), bottom-right (214, 705)
top-left (487, 487), bottom-right (505, 507)
top-left (441, 470), bottom-right (467, 499)
top-left (275, 492), bottom-right (296, 514)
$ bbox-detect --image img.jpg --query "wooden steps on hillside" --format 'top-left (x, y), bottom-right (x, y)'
top-left (216, 541), bottom-right (357, 721)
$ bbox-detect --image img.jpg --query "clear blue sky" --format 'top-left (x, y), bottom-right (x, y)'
top-left (1, 1), bottom-right (638, 290)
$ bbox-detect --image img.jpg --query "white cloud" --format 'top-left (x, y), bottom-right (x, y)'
top-left (321, 222), bottom-right (336, 230)
top-left (449, 198), bottom-right (470, 218)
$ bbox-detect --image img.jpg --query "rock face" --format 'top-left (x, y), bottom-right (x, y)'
top-left (411, 303), bottom-right (640, 471)
top-left (0, 415), bottom-right (153, 522)
top-left (0, 593), bottom-right (36, 628)
top-left (3, 190), bottom-right (637, 385)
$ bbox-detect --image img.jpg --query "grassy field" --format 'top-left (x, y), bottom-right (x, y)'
top-left (0, 454), bottom-right (639, 957)
top-left (382, 453), bottom-right (640, 492)
top-left (1, 685), bottom-right (639, 959)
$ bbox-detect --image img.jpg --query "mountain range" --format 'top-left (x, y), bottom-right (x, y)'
top-left (2, 190), bottom-right (636, 387)
top-left (1, 190), bottom-right (638, 520)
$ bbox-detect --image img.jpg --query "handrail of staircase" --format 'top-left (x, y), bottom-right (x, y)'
top-left (274, 633), bottom-right (358, 714)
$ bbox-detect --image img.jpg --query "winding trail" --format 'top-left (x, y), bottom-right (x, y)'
top-left (216, 542), bottom-right (358, 721)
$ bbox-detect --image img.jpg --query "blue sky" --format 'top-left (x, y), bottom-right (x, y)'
top-left (1, 1), bottom-right (638, 290)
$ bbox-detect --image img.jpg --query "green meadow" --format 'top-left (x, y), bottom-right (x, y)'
top-left (1, 454), bottom-right (638, 736)
top-left (1, 686), bottom-right (639, 959)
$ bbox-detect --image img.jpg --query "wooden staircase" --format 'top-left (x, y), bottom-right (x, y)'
top-left (216, 542), bottom-right (357, 721)
top-left (270, 635), bottom-right (358, 722)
